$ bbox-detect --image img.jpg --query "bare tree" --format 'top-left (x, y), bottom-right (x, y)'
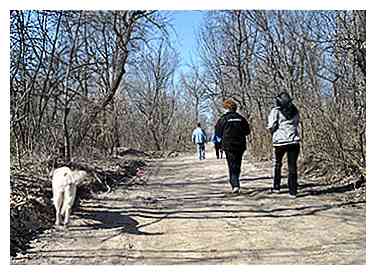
top-left (197, 10), bottom-right (366, 176)
top-left (127, 40), bottom-right (178, 151)
top-left (10, 10), bottom-right (172, 163)
top-left (180, 65), bottom-right (209, 123)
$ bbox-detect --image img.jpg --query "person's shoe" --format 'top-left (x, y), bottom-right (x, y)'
top-left (271, 188), bottom-right (281, 194)
top-left (232, 187), bottom-right (240, 194)
top-left (288, 194), bottom-right (297, 199)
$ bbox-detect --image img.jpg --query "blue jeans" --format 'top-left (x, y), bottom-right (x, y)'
top-left (196, 143), bottom-right (205, 160)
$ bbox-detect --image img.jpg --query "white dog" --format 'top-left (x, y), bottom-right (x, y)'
top-left (51, 167), bottom-right (88, 228)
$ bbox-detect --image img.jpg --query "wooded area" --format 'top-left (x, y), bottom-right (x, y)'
top-left (197, 11), bottom-right (366, 177)
top-left (10, 10), bottom-right (366, 177)
top-left (9, 10), bottom-right (366, 261)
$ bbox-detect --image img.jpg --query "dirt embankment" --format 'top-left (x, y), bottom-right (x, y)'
top-left (10, 154), bottom-right (148, 258)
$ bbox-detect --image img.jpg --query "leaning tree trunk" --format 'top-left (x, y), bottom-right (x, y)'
top-left (62, 12), bottom-right (82, 162)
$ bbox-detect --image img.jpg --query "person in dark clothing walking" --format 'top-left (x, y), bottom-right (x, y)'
top-left (267, 92), bottom-right (301, 198)
top-left (211, 133), bottom-right (223, 159)
top-left (215, 99), bottom-right (250, 193)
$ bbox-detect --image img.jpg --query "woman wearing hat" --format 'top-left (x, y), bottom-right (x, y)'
top-left (215, 99), bottom-right (250, 194)
top-left (267, 92), bottom-right (301, 198)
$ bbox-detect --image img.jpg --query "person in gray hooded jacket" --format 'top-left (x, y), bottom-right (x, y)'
top-left (267, 92), bottom-right (300, 198)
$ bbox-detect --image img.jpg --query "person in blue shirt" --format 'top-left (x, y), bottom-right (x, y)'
top-left (192, 122), bottom-right (207, 160)
top-left (211, 133), bottom-right (223, 159)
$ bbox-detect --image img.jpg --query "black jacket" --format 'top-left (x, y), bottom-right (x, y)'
top-left (215, 111), bottom-right (250, 152)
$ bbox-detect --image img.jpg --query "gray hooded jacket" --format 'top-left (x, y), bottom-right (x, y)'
top-left (267, 107), bottom-right (300, 146)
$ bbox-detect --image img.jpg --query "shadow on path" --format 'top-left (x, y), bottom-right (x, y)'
top-left (298, 181), bottom-right (359, 197)
top-left (75, 209), bottom-right (163, 236)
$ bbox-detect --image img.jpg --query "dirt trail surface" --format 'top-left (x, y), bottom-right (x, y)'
top-left (12, 151), bottom-right (365, 264)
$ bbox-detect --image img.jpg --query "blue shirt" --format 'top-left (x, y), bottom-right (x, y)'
top-left (192, 127), bottom-right (207, 144)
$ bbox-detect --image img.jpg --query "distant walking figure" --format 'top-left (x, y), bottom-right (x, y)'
top-left (211, 133), bottom-right (223, 159)
top-left (215, 99), bottom-right (250, 193)
top-left (267, 92), bottom-right (301, 198)
top-left (192, 122), bottom-right (207, 160)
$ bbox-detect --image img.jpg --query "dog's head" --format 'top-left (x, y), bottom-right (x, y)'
top-left (72, 170), bottom-right (89, 184)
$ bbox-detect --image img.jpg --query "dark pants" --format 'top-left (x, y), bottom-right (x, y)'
top-left (225, 150), bottom-right (245, 189)
top-left (214, 143), bottom-right (223, 159)
top-left (273, 143), bottom-right (300, 195)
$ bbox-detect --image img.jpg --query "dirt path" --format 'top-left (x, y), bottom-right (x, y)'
top-left (12, 151), bottom-right (365, 264)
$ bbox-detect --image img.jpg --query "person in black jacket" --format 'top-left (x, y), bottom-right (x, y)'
top-left (215, 99), bottom-right (250, 194)
top-left (211, 132), bottom-right (223, 159)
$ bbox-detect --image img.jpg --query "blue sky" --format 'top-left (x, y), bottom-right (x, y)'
top-left (169, 11), bottom-right (206, 72)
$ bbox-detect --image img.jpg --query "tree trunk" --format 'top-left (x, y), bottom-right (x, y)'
top-left (63, 107), bottom-right (71, 162)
